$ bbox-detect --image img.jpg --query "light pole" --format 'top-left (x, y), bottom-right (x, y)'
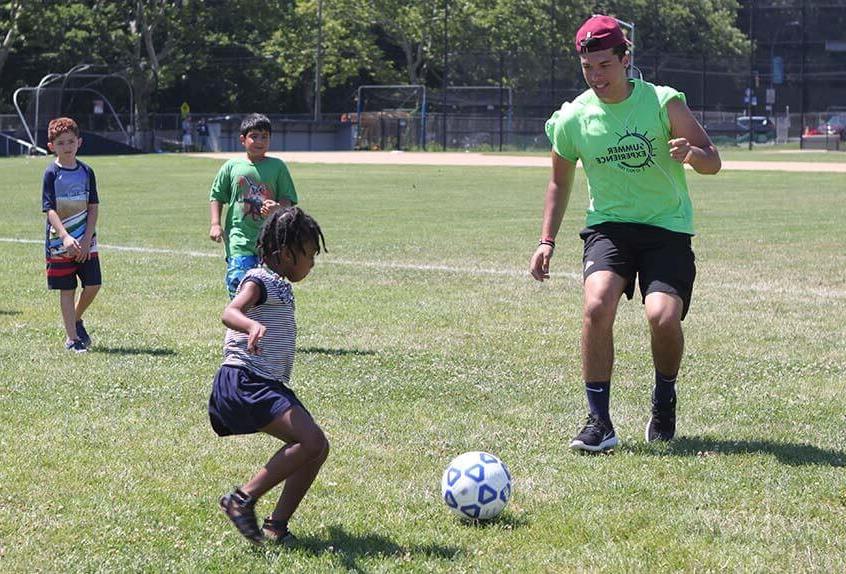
top-left (441, 0), bottom-right (448, 151)
top-left (313, 0), bottom-right (323, 122)
top-left (746, 0), bottom-right (755, 151)
top-left (768, 19), bottom-right (800, 143)
top-left (603, 16), bottom-right (636, 78)
top-left (770, 20), bottom-right (800, 88)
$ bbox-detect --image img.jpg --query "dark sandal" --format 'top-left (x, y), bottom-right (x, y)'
top-left (262, 517), bottom-right (296, 544)
top-left (219, 488), bottom-right (264, 544)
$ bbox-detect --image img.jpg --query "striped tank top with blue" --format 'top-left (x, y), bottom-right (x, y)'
top-left (221, 267), bottom-right (296, 384)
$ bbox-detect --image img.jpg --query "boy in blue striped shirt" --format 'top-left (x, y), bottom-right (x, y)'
top-left (41, 117), bottom-right (101, 352)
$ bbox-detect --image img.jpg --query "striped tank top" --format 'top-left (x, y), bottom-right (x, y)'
top-left (222, 267), bottom-right (296, 383)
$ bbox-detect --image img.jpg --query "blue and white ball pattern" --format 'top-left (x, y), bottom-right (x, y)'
top-left (441, 451), bottom-right (512, 520)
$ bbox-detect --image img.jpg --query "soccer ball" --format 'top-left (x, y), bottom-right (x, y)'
top-left (441, 451), bottom-right (512, 520)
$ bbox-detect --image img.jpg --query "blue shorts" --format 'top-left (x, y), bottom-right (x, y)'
top-left (225, 255), bottom-right (260, 299)
top-left (208, 365), bottom-right (310, 437)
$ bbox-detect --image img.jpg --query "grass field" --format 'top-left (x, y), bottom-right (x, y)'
top-left (1, 154), bottom-right (845, 572)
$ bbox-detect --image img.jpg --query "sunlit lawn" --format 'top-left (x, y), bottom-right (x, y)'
top-left (1, 154), bottom-right (844, 572)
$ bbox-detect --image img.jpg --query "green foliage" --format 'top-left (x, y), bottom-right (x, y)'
top-left (593, 0), bottom-right (749, 57)
top-left (459, 0), bottom-right (593, 89)
top-left (0, 0), bottom-right (750, 115)
top-left (267, 0), bottom-right (386, 94)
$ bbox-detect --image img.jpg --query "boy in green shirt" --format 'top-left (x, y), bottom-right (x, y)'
top-left (209, 114), bottom-right (298, 298)
top-left (529, 15), bottom-right (721, 452)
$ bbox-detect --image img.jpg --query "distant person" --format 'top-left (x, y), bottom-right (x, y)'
top-left (209, 113), bottom-right (297, 298)
top-left (41, 117), bottom-right (102, 352)
top-left (210, 207), bottom-right (328, 545)
top-left (529, 15), bottom-right (721, 452)
top-left (197, 118), bottom-right (210, 151)
top-left (181, 115), bottom-right (193, 151)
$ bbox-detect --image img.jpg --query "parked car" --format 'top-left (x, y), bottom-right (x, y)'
top-left (736, 116), bottom-right (776, 142)
top-left (817, 114), bottom-right (846, 140)
top-left (704, 116), bottom-right (775, 143)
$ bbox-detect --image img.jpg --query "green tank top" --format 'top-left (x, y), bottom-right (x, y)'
top-left (545, 79), bottom-right (694, 235)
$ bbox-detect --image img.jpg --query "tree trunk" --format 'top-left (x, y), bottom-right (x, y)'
top-left (126, 0), bottom-right (173, 150)
top-left (0, 1), bottom-right (22, 80)
top-left (130, 69), bottom-right (155, 149)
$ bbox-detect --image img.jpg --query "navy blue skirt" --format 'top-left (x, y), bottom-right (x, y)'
top-left (208, 365), bottom-right (308, 437)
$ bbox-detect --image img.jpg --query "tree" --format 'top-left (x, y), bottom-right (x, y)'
top-left (592, 0), bottom-right (749, 67)
top-left (121, 0), bottom-right (186, 139)
top-left (367, 0), bottom-right (447, 85)
top-left (0, 0), bottom-right (23, 81)
top-left (266, 0), bottom-right (385, 111)
top-left (460, 0), bottom-right (594, 90)
top-left (4, 1), bottom-right (184, 142)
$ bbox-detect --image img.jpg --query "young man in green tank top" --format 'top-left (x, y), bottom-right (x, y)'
top-left (529, 15), bottom-right (721, 452)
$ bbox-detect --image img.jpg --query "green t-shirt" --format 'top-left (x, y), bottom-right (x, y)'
top-left (545, 79), bottom-right (694, 235)
top-left (209, 157), bottom-right (298, 257)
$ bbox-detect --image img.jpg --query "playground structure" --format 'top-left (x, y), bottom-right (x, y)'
top-left (9, 64), bottom-right (137, 155)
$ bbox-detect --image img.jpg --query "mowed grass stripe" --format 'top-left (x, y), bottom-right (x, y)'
top-left (2, 236), bottom-right (842, 301)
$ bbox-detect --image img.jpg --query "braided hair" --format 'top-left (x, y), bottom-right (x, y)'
top-left (256, 207), bottom-right (326, 266)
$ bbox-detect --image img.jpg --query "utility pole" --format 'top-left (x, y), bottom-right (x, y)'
top-left (441, 0), bottom-right (449, 150)
top-left (799, 0), bottom-right (806, 135)
top-left (313, 0), bottom-right (323, 122)
top-left (549, 2), bottom-right (556, 103)
top-left (747, 0), bottom-right (755, 151)
top-left (499, 52), bottom-right (504, 152)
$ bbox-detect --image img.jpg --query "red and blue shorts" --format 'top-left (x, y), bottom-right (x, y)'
top-left (46, 254), bottom-right (102, 290)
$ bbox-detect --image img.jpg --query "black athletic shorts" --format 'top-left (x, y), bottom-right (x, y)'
top-left (580, 222), bottom-right (696, 320)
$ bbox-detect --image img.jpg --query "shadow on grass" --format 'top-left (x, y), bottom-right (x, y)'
top-left (0, 310), bottom-right (21, 315)
top-left (639, 436), bottom-right (846, 467)
top-left (272, 525), bottom-right (459, 571)
top-left (298, 346), bottom-right (376, 357)
top-left (93, 346), bottom-right (177, 357)
top-left (460, 511), bottom-right (530, 530)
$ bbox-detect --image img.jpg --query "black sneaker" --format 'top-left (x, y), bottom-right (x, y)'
top-left (65, 339), bottom-right (87, 353)
top-left (262, 517), bottom-right (296, 545)
top-left (76, 320), bottom-right (91, 349)
top-left (646, 395), bottom-right (677, 442)
top-left (219, 488), bottom-right (264, 545)
top-left (570, 413), bottom-right (618, 452)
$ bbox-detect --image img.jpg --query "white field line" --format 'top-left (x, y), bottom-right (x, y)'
top-left (3, 237), bottom-right (843, 299)
top-left (0, 237), bottom-right (579, 280)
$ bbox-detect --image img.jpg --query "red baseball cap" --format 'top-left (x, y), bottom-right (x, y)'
top-left (574, 15), bottom-right (630, 53)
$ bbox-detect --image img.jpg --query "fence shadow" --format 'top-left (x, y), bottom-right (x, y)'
top-left (461, 511), bottom-right (530, 530)
top-left (93, 346), bottom-right (176, 357)
top-left (637, 436), bottom-right (846, 467)
top-left (298, 346), bottom-right (376, 357)
top-left (270, 524), bottom-right (459, 571)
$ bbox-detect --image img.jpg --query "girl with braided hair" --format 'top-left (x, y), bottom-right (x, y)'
top-left (208, 207), bottom-right (328, 545)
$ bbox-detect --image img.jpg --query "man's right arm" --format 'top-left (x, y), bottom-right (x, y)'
top-left (529, 152), bottom-right (577, 282)
top-left (209, 200), bottom-right (224, 242)
top-left (209, 163), bottom-right (229, 243)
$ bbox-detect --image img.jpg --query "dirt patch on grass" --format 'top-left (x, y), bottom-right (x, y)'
top-left (187, 151), bottom-right (846, 172)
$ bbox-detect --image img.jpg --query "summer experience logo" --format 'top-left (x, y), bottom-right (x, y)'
top-left (595, 129), bottom-right (656, 173)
